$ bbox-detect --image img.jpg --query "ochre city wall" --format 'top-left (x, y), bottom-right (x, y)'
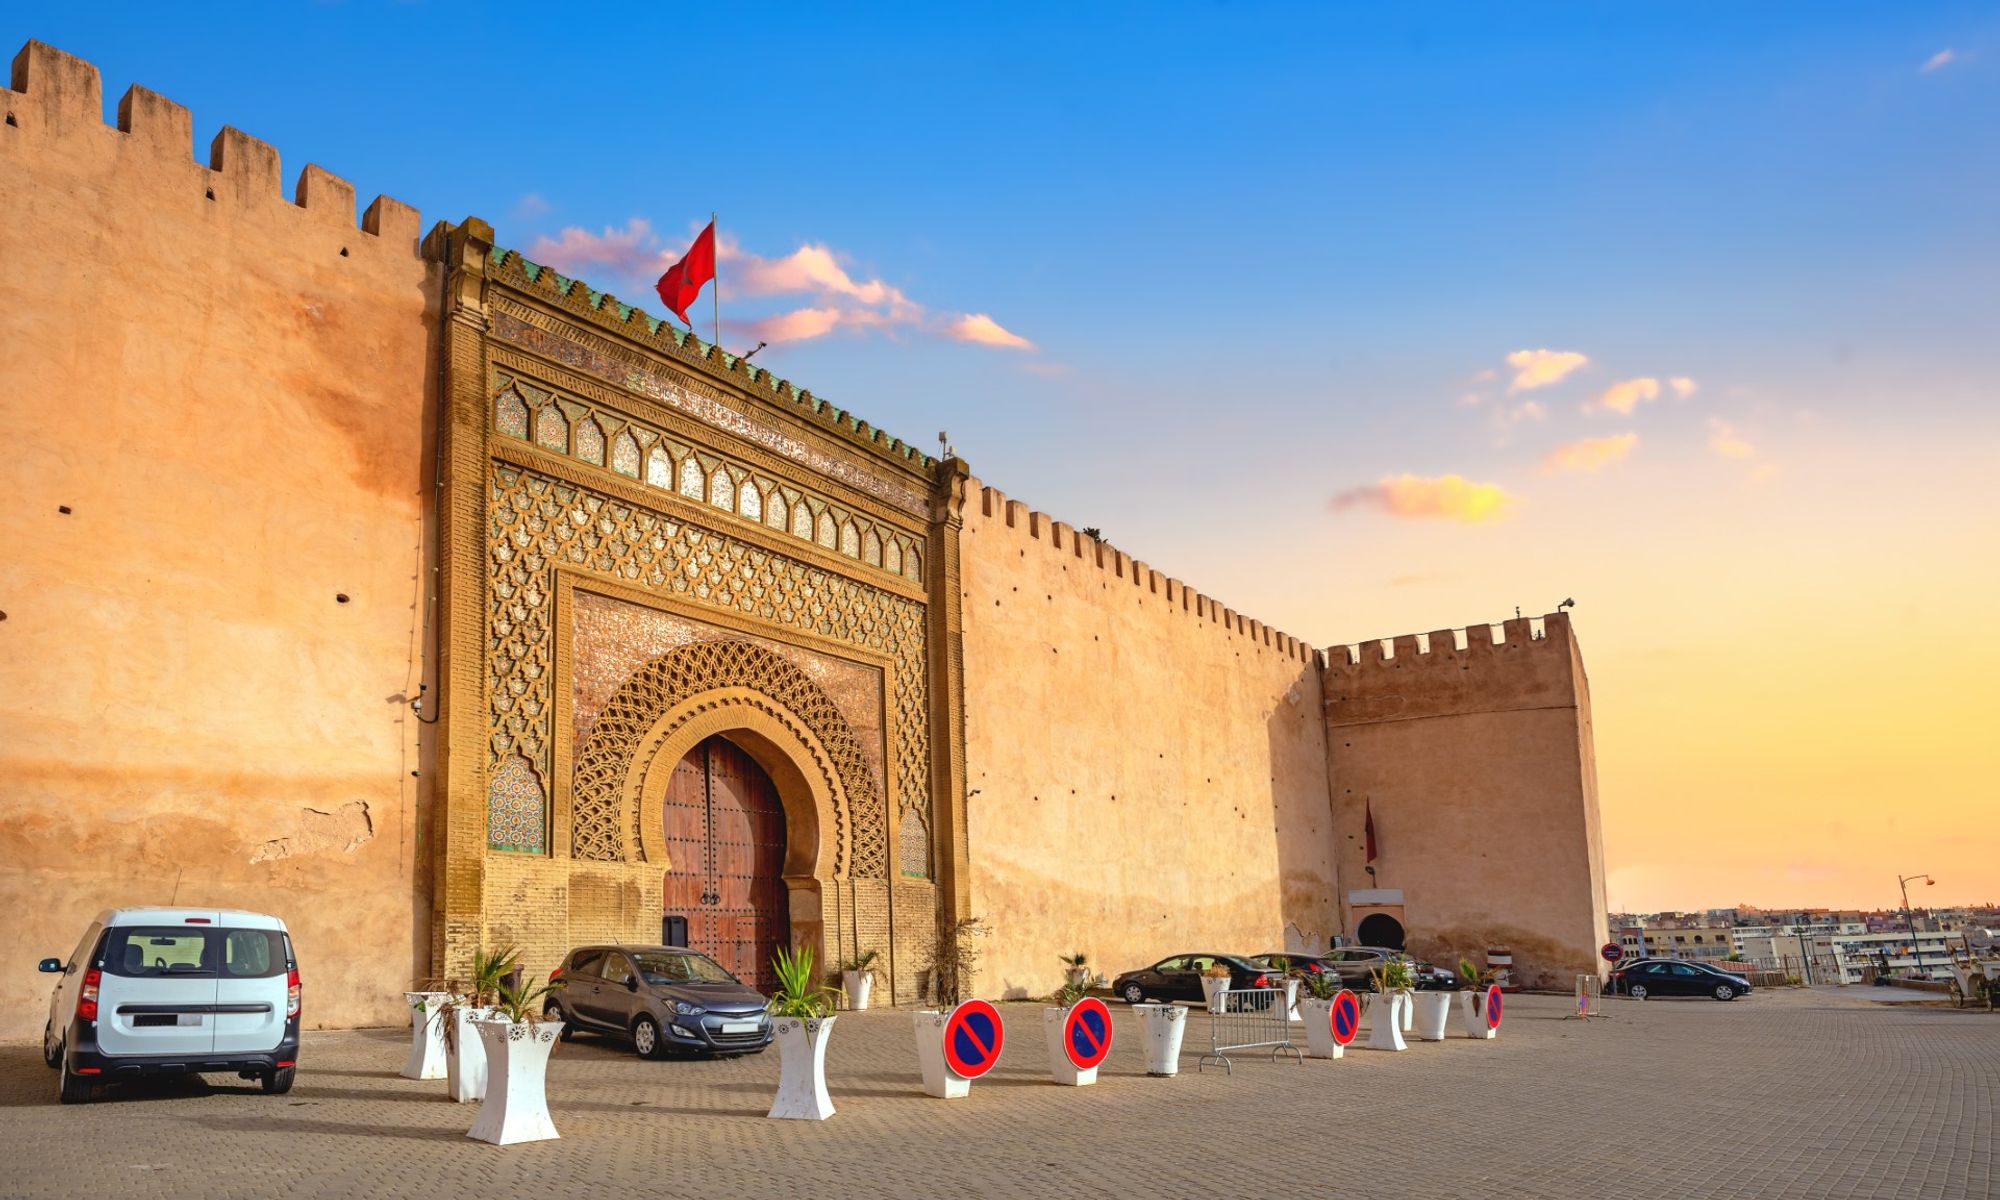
top-left (959, 478), bottom-right (1337, 999)
top-left (0, 42), bottom-right (437, 1036)
top-left (1324, 613), bottom-right (1608, 988)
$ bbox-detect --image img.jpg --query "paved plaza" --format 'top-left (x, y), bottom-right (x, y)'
top-left (2, 988), bottom-right (1992, 1199)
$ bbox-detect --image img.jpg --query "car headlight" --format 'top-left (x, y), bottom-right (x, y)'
top-left (672, 1001), bottom-right (706, 1016)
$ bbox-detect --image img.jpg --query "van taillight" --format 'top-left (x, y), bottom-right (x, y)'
top-left (77, 968), bottom-right (101, 1022)
top-left (549, 968), bottom-right (562, 983)
top-left (1254, 974), bottom-right (1271, 988)
top-left (286, 968), bottom-right (302, 1019)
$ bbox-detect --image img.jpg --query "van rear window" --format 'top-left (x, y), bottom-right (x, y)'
top-left (100, 928), bottom-right (289, 978)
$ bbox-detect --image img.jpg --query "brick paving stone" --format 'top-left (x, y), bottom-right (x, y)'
top-left (1, 988), bottom-right (1992, 1199)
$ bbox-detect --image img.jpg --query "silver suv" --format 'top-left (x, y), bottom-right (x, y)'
top-left (544, 945), bottom-right (772, 1059)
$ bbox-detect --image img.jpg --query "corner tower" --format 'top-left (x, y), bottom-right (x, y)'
top-left (1322, 612), bottom-right (1607, 988)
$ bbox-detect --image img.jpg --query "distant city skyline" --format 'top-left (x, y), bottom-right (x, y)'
top-left (9, 4), bottom-right (1994, 912)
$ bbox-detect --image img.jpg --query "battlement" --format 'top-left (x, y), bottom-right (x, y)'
top-left (962, 475), bottom-right (1322, 665)
top-left (3, 40), bottom-right (422, 252)
top-left (1322, 611), bottom-right (1585, 724)
top-left (481, 245), bottom-right (935, 475)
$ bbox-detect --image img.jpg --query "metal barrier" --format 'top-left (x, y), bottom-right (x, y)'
top-left (1197, 987), bottom-right (1302, 1073)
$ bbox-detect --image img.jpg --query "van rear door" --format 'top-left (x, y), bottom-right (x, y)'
top-left (94, 920), bottom-right (220, 1059)
top-left (212, 924), bottom-right (291, 1053)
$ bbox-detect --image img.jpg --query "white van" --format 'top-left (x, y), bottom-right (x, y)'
top-left (40, 907), bottom-right (301, 1104)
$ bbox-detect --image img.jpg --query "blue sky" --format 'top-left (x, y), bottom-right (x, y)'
top-left (10, 4), bottom-right (1997, 909)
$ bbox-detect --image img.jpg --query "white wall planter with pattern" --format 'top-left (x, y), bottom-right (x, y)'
top-left (466, 1019), bottom-right (562, 1146)
top-left (1367, 992), bottom-right (1409, 1051)
top-left (400, 991), bottom-right (453, 1080)
top-left (768, 1015), bottom-right (836, 1120)
top-left (446, 1005), bottom-right (494, 1102)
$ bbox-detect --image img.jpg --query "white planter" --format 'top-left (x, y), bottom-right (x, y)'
top-left (1299, 997), bottom-right (1345, 1059)
top-left (1132, 1003), bottom-right (1189, 1075)
top-left (446, 1005), bottom-right (494, 1102)
top-left (843, 971), bottom-right (873, 1011)
top-left (767, 1014), bottom-right (836, 1120)
top-left (401, 991), bottom-right (454, 1080)
top-left (912, 1010), bottom-right (969, 1099)
top-left (466, 1019), bottom-right (562, 1145)
top-left (1412, 991), bottom-right (1452, 1042)
top-left (1200, 975), bottom-right (1231, 1014)
top-left (1367, 992), bottom-right (1409, 1051)
top-left (1401, 990), bottom-right (1415, 1031)
top-left (1276, 978), bottom-right (1302, 1022)
top-left (1459, 991), bottom-right (1497, 1039)
top-left (1041, 1003), bottom-right (1111, 1086)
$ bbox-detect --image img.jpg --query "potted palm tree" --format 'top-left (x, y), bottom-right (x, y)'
top-left (466, 973), bottom-right (564, 1146)
top-left (834, 949), bottom-right (878, 1011)
top-left (401, 987), bottom-right (457, 1080)
top-left (1200, 961), bottom-right (1233, 1014)
top-left (1266, 955), bottom-right (1304, 1022)
top-left (1297, 971), bottom-right (1347, 1059)
top-left (1059, 951), bottom-right (1090, 990)
top-left (443, 946), bottom-right (518, 1103)
top-left (1366, 960), bottom-right (1414, 1051)
top-left (767, 944), bottom-right (839, 1120)
top-left (1041, 977), bottom-right (1109, 1086)
top-left (1456, 958), bottom-right (1499, 1038)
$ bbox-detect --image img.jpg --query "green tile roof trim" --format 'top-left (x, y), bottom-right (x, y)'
top-left (485, 244), bottom-right (935, 470)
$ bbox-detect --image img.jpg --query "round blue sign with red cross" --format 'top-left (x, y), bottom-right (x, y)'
top-left (1062, 997), bottom-right (1113, 1070)
top-left (1330, 989), bottom-right (1362, 1045)
top-left (1601, 942), bottom-right (1623, 963)
top-left (942, 999), bottom-right (1005, 1078)
top-left (1485, 984), bottom-right (1505, 1029)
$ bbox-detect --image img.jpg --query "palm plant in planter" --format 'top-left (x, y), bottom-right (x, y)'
top-left (767, 944), bottom-right (840, 1120)
top-left (1297, 970), bottom-right (1347, 1058)
top-left (1059, 951), bottom-right (1090, 989)
top-left (1366, 960), bottom-right (1415, 1051)
top-left (441, 945), bottom-right (519, 1103)
top-left (1042, 975), bottom-right (1107, 1086)
top-left (1455, 958), bottom-right (1498, 1037)
top-left (832, 948), bottom-right (879, 1011)
top-left (1200, 960), bottom-right (1234, 1013)
top-left (466, 973), bottom-right (565, 1146)
top-left (1265, 955), bottom-right (1305, 1022)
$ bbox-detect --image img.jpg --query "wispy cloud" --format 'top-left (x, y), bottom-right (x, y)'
top-left (1921, 48), bottom-right (1957, 73)
top-left (1591, 377), bottom-right (1662, 415)
top-left (1541, 432), bottom-right (1639, 474)
top-left (1668, 376), bottom-right (1699, 399)
top-left (522, 219), bottom-right (1036, 353)
top-left (1506, 348), bottom-right (1590, 393)
top-left (1331, 474), bottom-right (1518, 523)
top-left (942, 313), bottom-right (1034, 349)
top-left (1707, 417), bottom-right (1756, 459)
top-left (512, 193), bottom-right (552, 221)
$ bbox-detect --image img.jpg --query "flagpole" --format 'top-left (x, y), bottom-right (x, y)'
top-left (711, 211), bottom-right (721, 352)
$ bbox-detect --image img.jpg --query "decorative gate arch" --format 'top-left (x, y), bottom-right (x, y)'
top-left (568, 640), bottom-right (885, 879)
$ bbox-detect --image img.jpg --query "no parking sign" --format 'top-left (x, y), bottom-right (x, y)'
top-left (1485, 984), bottom-right (1504, 1030)
top-left (1330, 989), bottom-right (1362, 1046)
top-left (1062, 997), bottom-right (1114, 1071)
top-left (942, 999), bottom-right (1006, 1079)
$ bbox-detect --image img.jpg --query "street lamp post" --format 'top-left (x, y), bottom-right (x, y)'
top-left (1898, 872), bottom-right (1935, 978)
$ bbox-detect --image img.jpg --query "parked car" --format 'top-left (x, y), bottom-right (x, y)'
top-left (1313, 947), bottom-right (1459, 991)
top-left (544, 945), bottom-right (772, 1057)
top-left (1112, 953), bottom-right (1270, 1004)
top-left (40, 907), bottom-right (301, 1105)
top-left (1608, 959), bottom-right (1753, 1000)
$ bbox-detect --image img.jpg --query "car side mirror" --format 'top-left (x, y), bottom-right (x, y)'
top-left (38, 957), bottom-right (63, 973)
top-left (625, 976), bottom-right (639, 992)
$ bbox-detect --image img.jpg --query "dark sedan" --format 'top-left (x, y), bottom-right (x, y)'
top-left (1608, 959), bottom-right (1752, 1001)
top-left (544, 945), bottom-right (773, 1057)
top-left (1112, 953), bottom-right (1270, 1004)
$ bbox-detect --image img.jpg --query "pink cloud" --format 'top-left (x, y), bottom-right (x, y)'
top-left (1331, 474), bottom-right (1518, 523)
top-left (1708, 418), bottom-right (1756, 459)
top-left (525, 218), bottom-right (669, 281)
top-left (1505, 348), bottom-right (1590, 393)
top-left (1591, 377), bottom-right (1662, 415)
top-left (1921, 48), bottom-right (1957, 73)
top-left (1541, 432), bottom-right (1639, 474)
top-left (942, 313), bottom-right (1034, 350)
top-left (1668, 376), bottom-right (1698, 399)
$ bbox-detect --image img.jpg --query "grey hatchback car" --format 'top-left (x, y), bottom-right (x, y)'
top-left (544, 945), bottom-right (773, 1058)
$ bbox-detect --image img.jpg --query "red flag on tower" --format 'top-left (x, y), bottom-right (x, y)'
top-left (1364, 800), bottom-right (1378, 864)
top-left (655, 218), bottom-right (717, 329)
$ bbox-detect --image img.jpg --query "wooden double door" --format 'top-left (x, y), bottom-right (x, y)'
top-left (661, 735), bottom-right (789, 992)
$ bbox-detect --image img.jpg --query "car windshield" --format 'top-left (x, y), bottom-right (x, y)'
top-left (632, 952), bottom-right (737, 985)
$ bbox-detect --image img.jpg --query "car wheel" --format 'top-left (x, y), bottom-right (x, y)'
top-left (262, 1066), bottom-right (296, 1095)
top-left (1121, 983), bottom-right (1145, 1005)
top-left (632, 1015), bottom-right (667, 1060)
top-left (42, 1023), bottom-right (60, 1070)
top-left (1629, 984), bottom-right (1649, 1000)
top-left (544, 1000), bottom-right (574, 1041)
top-left (1713, 984), bottom-right (1735, 1001)
top-left (58, 1056), bottom-right (93, 1105)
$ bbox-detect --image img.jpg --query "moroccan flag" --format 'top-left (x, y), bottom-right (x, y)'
top-left (655, 219), bottom-right (716, 327)
top-left (1364, 800), bottom-right (1378, 864)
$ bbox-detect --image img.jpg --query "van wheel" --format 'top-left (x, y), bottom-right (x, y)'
top-left (544, 1001), bottom-right (573, 1041)
top-left (43, 1025), bottom-right (61, 1070)
top-left (58, 1059), bottom-right (93, 1105)
top-left (262, 1067), bottom-right (296, 1095)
